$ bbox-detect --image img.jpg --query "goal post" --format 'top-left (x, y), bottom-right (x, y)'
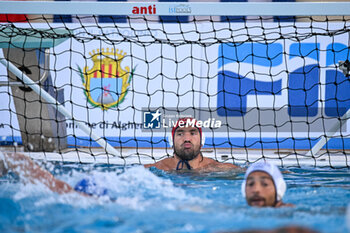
top-left (0, 1), bottom-right (349, 167)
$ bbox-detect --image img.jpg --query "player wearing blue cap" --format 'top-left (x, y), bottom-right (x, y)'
top-left (242, 162), bottom-right (293, 207)
top-left (0, 152), bottom-right (108, 196)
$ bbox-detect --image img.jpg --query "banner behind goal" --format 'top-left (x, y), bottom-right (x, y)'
top-left (0, 1), bottom-right (349, 167)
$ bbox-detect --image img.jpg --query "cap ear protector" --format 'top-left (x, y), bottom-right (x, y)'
top-left (168, 131), bottom-right (205, 147)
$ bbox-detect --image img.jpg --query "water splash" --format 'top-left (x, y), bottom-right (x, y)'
top-left (1, 160), bottom-right (206, 211)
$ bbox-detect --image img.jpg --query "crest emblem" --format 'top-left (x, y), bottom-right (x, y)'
top-left (77, 48), bottom-right (134, 110)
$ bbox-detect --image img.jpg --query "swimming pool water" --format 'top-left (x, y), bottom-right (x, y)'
top-left (0, 161), bottom-right (349, 233)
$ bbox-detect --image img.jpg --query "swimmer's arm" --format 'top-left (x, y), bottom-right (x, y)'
top-left (2, 153), bottom-right (74, 194)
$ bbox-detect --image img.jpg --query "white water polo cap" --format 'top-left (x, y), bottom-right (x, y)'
top-left (241, 162), bottom-right (287, 201)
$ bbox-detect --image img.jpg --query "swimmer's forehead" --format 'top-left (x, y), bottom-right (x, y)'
top-left (247, 171), bottom-right (273, 181)
top-left (175, 126), bottom-right (200, 133)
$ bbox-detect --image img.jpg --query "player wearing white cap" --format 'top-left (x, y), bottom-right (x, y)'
top-left (242, 161), bottom-right (294, 207)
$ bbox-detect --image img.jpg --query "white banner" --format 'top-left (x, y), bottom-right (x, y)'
top-left (0, 22), bottom-right (349, 149)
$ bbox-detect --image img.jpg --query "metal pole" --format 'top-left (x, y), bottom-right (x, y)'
top-left (306, 108), bottom-right (350, 156)
top-left (0, 57), bottom-right (120, 157)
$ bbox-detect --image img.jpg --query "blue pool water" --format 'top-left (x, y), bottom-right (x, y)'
top-left (0, 161), bottom-right (349, 233)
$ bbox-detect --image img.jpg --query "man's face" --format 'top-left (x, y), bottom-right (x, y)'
top-left (245, 171), bottom-right (277, 207)
top-left (173, 126), bottom-right (201, 161)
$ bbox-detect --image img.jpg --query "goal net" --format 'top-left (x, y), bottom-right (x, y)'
top-left (0, 1), bottom-right (349, 167)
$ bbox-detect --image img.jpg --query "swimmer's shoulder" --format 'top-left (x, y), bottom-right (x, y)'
top-left (144, 157), bottom-right (176, 171)
top-left (275, 201), bottom-right (295, 208)
top-left (196, 157), bottom-right (242, 172)
top-left (203, 157), bottom-right (240, 168)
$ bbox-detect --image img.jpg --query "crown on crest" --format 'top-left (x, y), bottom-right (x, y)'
top-left (89, 48), bottom-right (127, 61)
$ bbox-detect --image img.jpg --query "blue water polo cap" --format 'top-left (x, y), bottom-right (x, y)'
top-left (241, 161), bottom-right (286, 201)
top-left (74, 177), bottom-right (108, 197)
